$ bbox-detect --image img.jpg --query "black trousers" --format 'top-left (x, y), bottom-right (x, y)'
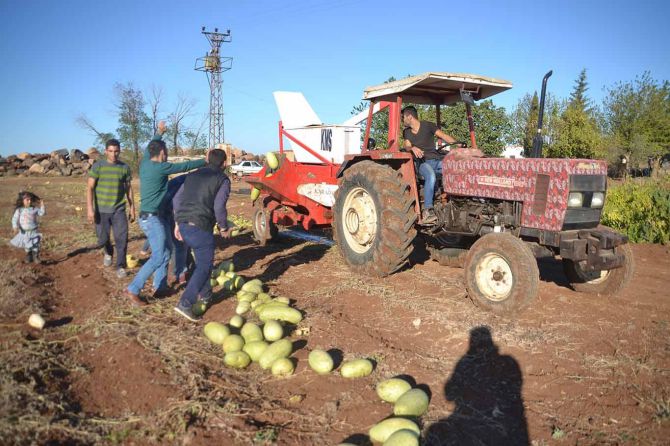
top-left (96, 207), bottom-right (128, 268)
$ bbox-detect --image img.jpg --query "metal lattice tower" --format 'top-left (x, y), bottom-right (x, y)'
top-left (195, 27), bottom-right (232, 149)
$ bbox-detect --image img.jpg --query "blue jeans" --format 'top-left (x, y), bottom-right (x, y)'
top-left (178, 223), bottom-right (215, 307)
top-left (140, 217), bottom-right (188, 277)
top-left (419, 158), bottom-right (442, 209)
top-left (165, 215), bottom-right (188, 278)
top-left (127, 215), bottom-right (170, 295)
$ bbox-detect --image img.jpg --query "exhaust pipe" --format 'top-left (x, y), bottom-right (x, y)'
top-left (532, 70), bottom-right (553, 158)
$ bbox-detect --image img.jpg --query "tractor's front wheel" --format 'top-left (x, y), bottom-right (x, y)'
top-left (333, 161), bottom-right (416, 277)
top-left (464, 233), bottom-right (539, 315)
top-left (562, 243), bottom-right (634, 295)
top-left (252, 201), bottom-right (278, 246)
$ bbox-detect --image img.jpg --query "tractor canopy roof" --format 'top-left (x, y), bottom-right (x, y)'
top-left (363, 72), bottom-right (513, 105)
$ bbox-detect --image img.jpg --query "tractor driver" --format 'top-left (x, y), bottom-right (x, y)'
top-left (402, 106), bottom-right (457, 224)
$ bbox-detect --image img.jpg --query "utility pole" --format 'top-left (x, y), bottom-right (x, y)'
top-left (195, 27), bottom-right (232, 149)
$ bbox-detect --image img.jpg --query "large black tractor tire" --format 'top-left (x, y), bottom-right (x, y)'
top-left (562, 243), bottom-right (634, 295)
top-left (429, 246), bottom-right (468, 268)
top-left (333, 161), bottom-right (417, 277)
top-left (252, 201), bottom-right (278, 246)
top-left (464, 233), bottom-right (539, 315)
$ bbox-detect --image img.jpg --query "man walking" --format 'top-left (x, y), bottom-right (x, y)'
top-left (172, 148), bottom-right (231, 321)
top-left (124, 122), bottom-right (205, 307)
top-left (87, 138), bottom-right (135, 278)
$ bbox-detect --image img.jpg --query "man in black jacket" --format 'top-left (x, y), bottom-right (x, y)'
top-left (172, 149), bottom-right (231, 321)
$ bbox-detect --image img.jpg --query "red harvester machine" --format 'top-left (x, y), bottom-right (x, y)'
top-left (245, 71), bottom-right (634, 316)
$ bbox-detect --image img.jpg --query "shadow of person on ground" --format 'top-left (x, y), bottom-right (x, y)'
top-left (425, 326), bottom-right (529, 446)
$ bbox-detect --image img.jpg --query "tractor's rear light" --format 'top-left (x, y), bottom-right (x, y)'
top-left (590, 192), bottom-right (604, 208)
top-left (568, 192), bottom-right (584, 208)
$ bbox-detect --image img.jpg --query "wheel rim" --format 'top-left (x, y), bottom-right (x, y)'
top-left (475, 253), bottom-right (514, 302)
top-left (254, 209), bottom-right (266, 238)
top-left (575, 264), bottom-right (610, 284)
top-left (341, 187), bottom-right (377, 254)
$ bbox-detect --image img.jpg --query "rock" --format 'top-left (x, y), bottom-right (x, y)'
top-left (29, 163), bottom-right (45, 174)
top-left (23, 158), bottom-right (35, 167)
top-left (17, 152), bottom-right (31, 161)
top-left (70, 149), bottom-right (85, 161)
top-left (46, 168), bottom-right (62, 176)
top-left (39, 159), bottom-right (51, 167)
top-left (71, 162), bottom-right (82, 169)
top-left (59, 165), bottom-right (73, 176)
top-left (51, 149), bottom-right (69, 159)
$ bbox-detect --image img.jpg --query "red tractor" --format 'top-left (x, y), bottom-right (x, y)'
top-left (248, 71), bottom-right (634, 315)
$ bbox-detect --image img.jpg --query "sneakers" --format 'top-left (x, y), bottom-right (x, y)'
top-left (421, 208), bottom-right (438, 224)
top-left (174, 304), bottom-right (201, 322)
top-left (123, 289), bottom-right (146, 307)
top-left (103, 254), bottom-right (113, 267)
top-left (24, 251), bottom-right (33, 264)
top-left (116, 268), bottom-right (127, 278)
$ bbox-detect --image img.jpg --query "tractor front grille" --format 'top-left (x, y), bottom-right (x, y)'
top-left (562, 174), bottom-right (607, 230)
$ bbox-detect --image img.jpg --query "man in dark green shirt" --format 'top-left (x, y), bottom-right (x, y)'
top-left (125, 122), bottom-right (206, 306)
top-left (87, 138), bottom-right (135, 278)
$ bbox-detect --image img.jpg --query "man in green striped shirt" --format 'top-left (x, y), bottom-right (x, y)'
top-left (86, 138), bottom-right (136, 278)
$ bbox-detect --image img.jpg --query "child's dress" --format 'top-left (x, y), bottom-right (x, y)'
top-left (11, 204), bottom-right (45, 252)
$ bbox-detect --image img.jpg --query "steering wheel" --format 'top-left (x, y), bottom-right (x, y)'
top-left (437, 141), bottom-right (467, 151)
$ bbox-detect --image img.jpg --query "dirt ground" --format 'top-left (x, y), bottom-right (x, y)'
top-left (0, 176), bottom-right (668, 446)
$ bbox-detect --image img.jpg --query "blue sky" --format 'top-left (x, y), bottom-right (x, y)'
top-left (0, 0), bottom-right (668, 156)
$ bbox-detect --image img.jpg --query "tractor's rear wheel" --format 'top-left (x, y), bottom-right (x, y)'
top-left (333, 161), bottom-right (417, 277)
top-left (253, 201), bottom-right (278, 246)
top-left (562, 243), bottom-right (634, 295)
top-left (464, 233), bottom-right (539, 315)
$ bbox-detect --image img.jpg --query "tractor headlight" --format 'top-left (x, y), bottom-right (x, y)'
top-left (568, 192), bottom-right (584, 208)
top-left (591, 192), bottom-right (604, 208)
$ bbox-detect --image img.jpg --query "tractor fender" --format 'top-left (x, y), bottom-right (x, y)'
top-left (337, 152), bottom-right (415, 178)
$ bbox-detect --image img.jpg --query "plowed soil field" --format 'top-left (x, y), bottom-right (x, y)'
top-left (1, 176), bottom-right (668, 446)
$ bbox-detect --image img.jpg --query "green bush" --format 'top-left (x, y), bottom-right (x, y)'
top-left (602, 176), bottom-right (670, 244)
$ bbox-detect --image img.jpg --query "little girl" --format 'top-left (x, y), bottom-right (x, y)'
top-left (11, 191), bottom-right (45, 264)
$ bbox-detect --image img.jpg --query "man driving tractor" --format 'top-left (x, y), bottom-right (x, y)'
top-left (401, 105), bottom-right (457, 224)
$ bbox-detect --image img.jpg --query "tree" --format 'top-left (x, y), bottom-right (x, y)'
top-left (114, 82), bottom-right (151, 160)
top-left (414, 101), bottom-right (511, 156)
top-left (569, 68), bottom-right (591, 113)
top-left (350, 76), bottom-right (396, 148)
top-left (147, 84), bottom-right (163, 135)
top-left (603, 72), bottom-right (670, 175)
top-left (546, 104), bottom-right (601, 158)
top-left (166, 94), bottom-right (196, 154)
top-left (523, 93), bottom-right (539, 156)
top-left (510, 92), bottom-right (562, 156)
top-left (183, 114), bottom-right (209, 153)
top-left (75, 114), bottom-right (114, 148)
top-left (548, 70), bottom-right (602, 158)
